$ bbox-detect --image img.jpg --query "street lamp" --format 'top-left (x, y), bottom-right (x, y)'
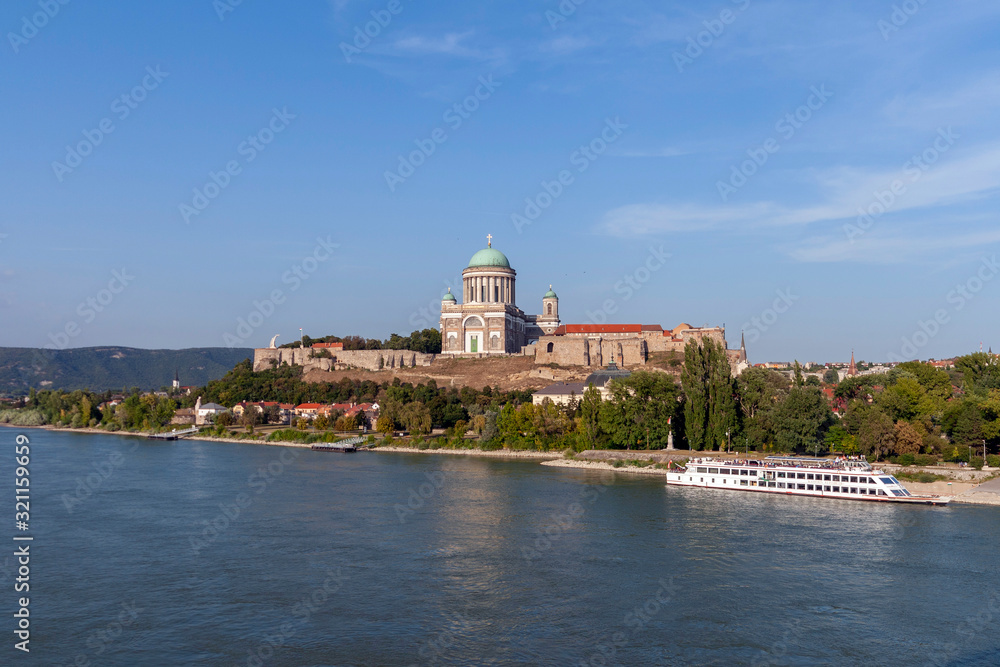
top-left (726, 430), bottom-right (730, 454)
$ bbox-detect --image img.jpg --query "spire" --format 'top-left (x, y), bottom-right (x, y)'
top-left (848, 349), bottom-right (857, 376)
top-left (739, 330), bottom-right (747, 362)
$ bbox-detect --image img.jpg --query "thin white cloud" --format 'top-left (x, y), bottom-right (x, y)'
top-left (600, 140), bottom-right (1000, 237)
top-left (789, 228), bottom-right (1000, 264)
top-left (392, 31), bottom-right (499, 60)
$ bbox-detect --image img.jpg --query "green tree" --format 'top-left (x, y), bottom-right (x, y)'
top-left (823, 368), bottom-right (841, 384)
top-left (859, 411), bottom-right (895, 461)
top-left (771, 387), bottom-right (835, 455)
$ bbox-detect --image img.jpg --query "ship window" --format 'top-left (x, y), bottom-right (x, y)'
top-left (711, 479), bottom-right (715, 483)
top-left (807, 474), bottom-right (814, 480)
top-left (740, 470), bottom-right (748, 476)
top-left (833, 487), bottom-right (840, 493)
top-left (720, 469), bottom-right (731, 475)
top-left (777, 472), bottom-right (786, 478)
top-left (696, 467), bottom-right (707, 473)
top-left (850, 487), bottom-right (858, 494)
top-left (850, 476), bottom-right (858, 483)
top-left (892, 489), bottom-right (905, 497)
top-left (824, 485), bottom-right (831, 492)
top-left (824, 475), bottom-right (831, 481)
top-left (709, 468), bottom-right (719, 474)
top-left (740, 480), bottom-right (748, 486)
top-left (797, 484), bottom-right (806, 490)
top-left (796, 473), bottom-right (806, 479)
top-left (878, 490), bottom-right (886, 496)
top-left (807, 484), bottom-right (814, 490)
top-left (832, 475), bottom-right (840, 482)
top-left (777, 482), bottom-right (785, 488)
top-left (880, 477), bottom-right (894, 485)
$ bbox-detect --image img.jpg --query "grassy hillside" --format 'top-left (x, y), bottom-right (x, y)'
top-left (0, 346), bottom-right (252, 395)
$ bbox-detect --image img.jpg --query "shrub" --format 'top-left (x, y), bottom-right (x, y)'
top-left (563, 448), bottom-right (575, 459)
top-left (893, 471), bottom-right (947, 483)
top-left (894, 453), bottom-right (915, 467)
top-left (612, 460), bottom-right (623, 468)
top-left (987, 455), bottom-right (1000, 469)
top-left (913, 454), bottom-right (939, 467)
top-left (970, 456), bottom-right (985, 470)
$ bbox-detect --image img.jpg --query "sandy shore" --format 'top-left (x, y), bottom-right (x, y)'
top-left (370, 446), bottom-right (561, 460)
top-left (541, 458), bottom-right (667, 476)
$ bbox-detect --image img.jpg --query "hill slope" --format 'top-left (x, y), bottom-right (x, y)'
top-left (0, 347), bottom-right (252, 394)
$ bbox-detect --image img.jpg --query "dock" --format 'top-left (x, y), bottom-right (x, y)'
top-left (311, 435), bottom-right (365, 453)
top-left (147, 427), bottom-right (200, 441)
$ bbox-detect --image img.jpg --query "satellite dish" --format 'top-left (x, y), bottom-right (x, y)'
top-left (269, 334), bottom-right (280, 349)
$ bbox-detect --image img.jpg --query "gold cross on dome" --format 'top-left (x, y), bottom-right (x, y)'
top-left (487, 233), bottom-right (493, 247)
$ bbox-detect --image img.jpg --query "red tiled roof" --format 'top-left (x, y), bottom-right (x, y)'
top-left (563, 324), bottom-right (645, 334)
top-left (312, 342), bottom-right (344, 349)
top-left (296, 403), bottom-right (323, 410)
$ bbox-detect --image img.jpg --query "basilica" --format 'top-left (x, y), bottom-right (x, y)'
top-left (439, 236), bottom-right (560, 355)
top-left (438, 237), bottom-right (748, 373)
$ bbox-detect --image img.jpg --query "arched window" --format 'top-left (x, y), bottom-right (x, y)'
top-left (547, 304), bottom-right (552, 315)
top-left (546, 342), bottom-right (554, 353)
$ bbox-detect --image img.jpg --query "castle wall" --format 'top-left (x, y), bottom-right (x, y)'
top-left (534, 336), bottom-right (648, 367)
top-left (253, 348), bottom-right (435, 373)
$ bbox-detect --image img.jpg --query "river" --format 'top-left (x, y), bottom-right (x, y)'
top-left (3, 429), bottom-right (998, 665)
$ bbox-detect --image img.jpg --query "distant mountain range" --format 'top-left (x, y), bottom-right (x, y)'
top-left (0, 347), bottom-right (253, 395)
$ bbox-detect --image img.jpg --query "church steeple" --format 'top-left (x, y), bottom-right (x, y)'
top-left (848, 350), bottom-right (857, 376)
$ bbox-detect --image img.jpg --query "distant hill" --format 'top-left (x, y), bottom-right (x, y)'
top-left (0, 347), bottom-right (252, 395)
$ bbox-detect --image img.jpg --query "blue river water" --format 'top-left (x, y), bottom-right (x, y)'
top-left (2, 428), bottom-right (999, 666)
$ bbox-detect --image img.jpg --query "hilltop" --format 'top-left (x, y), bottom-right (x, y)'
top-left (0, 346), bottom-right (253, 395)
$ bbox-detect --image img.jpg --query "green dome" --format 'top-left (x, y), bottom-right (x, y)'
top-left (442, 289), bottom-right (456, 302)
top-left (544, 286), bottom-right (558, 299)
top-left (467, 247), bottom-right (511, 269)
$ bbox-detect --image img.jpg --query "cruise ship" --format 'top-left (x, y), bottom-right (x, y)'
top-left (665, 455), bottom-right (950, 505)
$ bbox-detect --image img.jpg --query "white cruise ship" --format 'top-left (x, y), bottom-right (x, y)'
top-left (665, 455), bottom-right (950, 505)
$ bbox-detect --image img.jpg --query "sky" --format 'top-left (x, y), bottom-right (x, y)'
top-left (1, 0), bottom-right (998, 364)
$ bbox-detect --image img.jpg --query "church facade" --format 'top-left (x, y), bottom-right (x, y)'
top-left (439, 237), bottom-right (560, 355)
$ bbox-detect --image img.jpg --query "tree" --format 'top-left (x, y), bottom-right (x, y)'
top-left (215, 411), bottom-right (234, 428)
top-left (400, 401), bottom-right (431, 435)
top-left (736, 367), bottom-right (788, 450)
top-left (771, 387), bottom-right (835, 455)
top-left (601, 371), bottom-right (680, 449)
top-left (578, 385), bottom-right (605, 449)
top-left (859, 411), bottom-right (895, 461)
top-left (823, 368), bottom-right (841, 385)
top-left (376, 414), bottom-right (394, 434)
top-left (793, 361), bottom-right (805, 388)
top-left (894, 421), bottom-right (922, 456)
top-left (681, 340), bottom-right (738, 450)
top-left (241, 407), bottom-right (260, 433)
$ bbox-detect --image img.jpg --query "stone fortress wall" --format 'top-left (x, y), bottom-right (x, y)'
top-left (253, 347), bottom-right (435, 373)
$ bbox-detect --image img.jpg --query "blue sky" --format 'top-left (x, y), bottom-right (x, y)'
top-left (1, 0), bottom-right (998, 364)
